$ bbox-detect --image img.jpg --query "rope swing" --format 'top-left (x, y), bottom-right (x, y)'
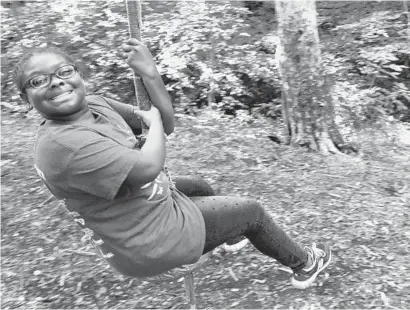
top-left (121, 3), bottom-right (249, 308)
top-left (124, 0), bottom-right (151, 111)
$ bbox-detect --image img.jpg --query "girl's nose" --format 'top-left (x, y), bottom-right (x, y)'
top-left (49, 75), bottom-right (65, 88)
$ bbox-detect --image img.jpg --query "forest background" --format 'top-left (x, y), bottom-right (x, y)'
top-left (1, 1), bottom-right (410, 309)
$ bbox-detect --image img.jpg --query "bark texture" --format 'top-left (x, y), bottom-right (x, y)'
top-left (275, 0), bottom-right (344, 154)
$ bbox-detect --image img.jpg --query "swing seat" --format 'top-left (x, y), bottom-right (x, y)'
top-left (136, 251), bottom-right (212, 309)
top-left (143, 239), bottom-right (249, 309)
top-left (150, 250), bottom-right (213, 283)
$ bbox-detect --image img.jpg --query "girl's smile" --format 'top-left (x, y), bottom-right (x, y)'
top-left (49, 90), bottom-right (73, 102)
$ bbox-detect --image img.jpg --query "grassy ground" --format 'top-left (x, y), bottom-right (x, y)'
top-left (1, 108), bottom-right (410, 309)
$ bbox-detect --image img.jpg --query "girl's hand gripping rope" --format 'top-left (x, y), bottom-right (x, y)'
top-left (133, 105), bottom-right (162, 128)
top-left (122, 38), bottom-right (158, 80)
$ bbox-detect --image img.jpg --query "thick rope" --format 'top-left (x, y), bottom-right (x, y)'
top-left (124, 0), bottom-right (175, 189)
top-left (124, 0), bottom-right (151, 111)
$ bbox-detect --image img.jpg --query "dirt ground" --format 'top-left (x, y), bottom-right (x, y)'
top-left (1, 108), bottom-right (410, 309)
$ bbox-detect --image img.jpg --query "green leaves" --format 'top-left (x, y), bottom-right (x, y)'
top-left (139, 1), bottom-right (280, 113)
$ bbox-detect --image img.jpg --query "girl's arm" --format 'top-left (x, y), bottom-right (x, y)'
top-left (66, 106), bottom-right (165, 200)
top-left (102, 97), bottom-right (142, 133)
top-left (141, 74), bottom-right (174, 136)
top-left (123, 106), bottom-right (166, 188)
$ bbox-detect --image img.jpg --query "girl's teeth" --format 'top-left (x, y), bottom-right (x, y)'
top-left (52, 92), bottom-right (70, 100)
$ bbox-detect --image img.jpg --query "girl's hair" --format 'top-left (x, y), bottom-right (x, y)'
top-left (13, 47), bottom-right (83, 93)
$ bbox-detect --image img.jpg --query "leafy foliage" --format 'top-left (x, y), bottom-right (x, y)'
top-left (329, 9), bottom-right (410, 122)
top-left (0, 0), bottom-right (408, 121)
top-left (1, 1), bottom-right (282, 115)
top-left (142, 1), bottom-right (282, 114)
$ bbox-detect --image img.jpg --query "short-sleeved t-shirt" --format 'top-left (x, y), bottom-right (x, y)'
top-left (33, 95), bottom-right (206, 277)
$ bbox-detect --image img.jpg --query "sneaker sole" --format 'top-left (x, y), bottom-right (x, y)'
top-left (221, 239), bottom-right (249, 252)
top-left (291, 250), bottom-right (332, 289)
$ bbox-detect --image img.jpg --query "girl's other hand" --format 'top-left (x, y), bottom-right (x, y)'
top-left (133, 105), bottom-right (162, 128)
top-left (122, 38), bottom-right (158, 79)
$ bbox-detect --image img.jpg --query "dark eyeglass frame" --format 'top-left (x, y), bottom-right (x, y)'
top-left (22, 64), bottom-right (78, 93)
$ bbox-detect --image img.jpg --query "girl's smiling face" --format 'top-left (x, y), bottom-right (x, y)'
top-left (20, 53), bottom-right (87, 119)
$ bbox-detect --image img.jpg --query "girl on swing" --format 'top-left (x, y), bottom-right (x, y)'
top-left (14, 38), bottom-right (331, 289)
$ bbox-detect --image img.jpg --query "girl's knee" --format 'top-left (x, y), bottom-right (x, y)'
top-left (232, 198), bottom-right (268, 236)
top-left (245, 197), bottom-right (262, 208)
top-left (250, 199), bottom-right (265, 214)
top-left (235, 197), bottom-right (264, 214)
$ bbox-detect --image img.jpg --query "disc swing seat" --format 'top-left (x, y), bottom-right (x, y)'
top-left (102, 1), bottom-right (251, 308)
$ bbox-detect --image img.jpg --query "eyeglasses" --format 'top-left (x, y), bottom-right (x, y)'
top-left (23, 64), bottom-right (78, 91)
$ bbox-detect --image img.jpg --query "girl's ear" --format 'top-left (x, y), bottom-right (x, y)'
top-left (20, 93), bottom-right (33, 111)
top-left (20, 92), bottom-right (29, 103)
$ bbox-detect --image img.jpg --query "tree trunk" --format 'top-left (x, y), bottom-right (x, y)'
top-left (208, 22), bottom-right (217, 108)
top-left (125, 0), bottom-right (151, 110)
top-left (403, 0), bottom-right (410, 43)
top-left (275, 0), bottom-right (345, 154)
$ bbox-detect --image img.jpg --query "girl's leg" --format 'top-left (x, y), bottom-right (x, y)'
top-left (190, 196), bottom-right (308, 271)
top-left (173, 175), bottom-right (215, 197)
top-left (174, 176), bottom-right (247, 249)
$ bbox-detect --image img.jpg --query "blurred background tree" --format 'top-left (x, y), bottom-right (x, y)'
top-left (275, 0), bottom-right (346, 154)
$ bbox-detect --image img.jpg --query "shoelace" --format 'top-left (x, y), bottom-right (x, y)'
top-left (298, 244), bottom-right (324, 274)
top-left (294, 245), bottom-right (327, 277)
top-left (312, 243), bottom-right (327, 257)
top-left (302, 251), bottom-right (317, 273)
